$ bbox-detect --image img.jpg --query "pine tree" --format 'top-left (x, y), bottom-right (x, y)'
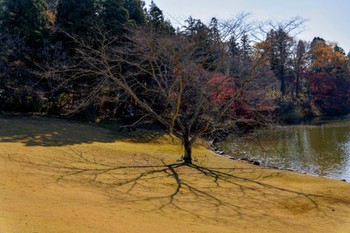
top-left (334, 44), bottom-right (346, 56)
top-left (240, 34), bottom-right (251, 59)
top-left (148, 1), bottom-right (164, 26)
top-left (123, 0), bottom-right (145, 25)
top-left (0, 0), bottom-right (49, 44)
top-left (267, 28), bottom-right (294, 96)
top-left (147, 1), bottom-right (174, 34)
top-left (100, 0), bottom-right (129, 34)
top-left (56, 0), bottom-right (96, 36)
top-left (294, 40), bottom-right (306, 97)
top-left (228, 36), bottom-right (239, 56)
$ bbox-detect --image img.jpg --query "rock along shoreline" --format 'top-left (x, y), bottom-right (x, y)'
top-left (209, 141), bottom-right (348, 183)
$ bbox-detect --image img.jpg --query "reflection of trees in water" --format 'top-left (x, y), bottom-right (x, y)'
top-left (225, 122), bottom-right (350, 180)
top-left (274, 125), bottom-right (350, 178)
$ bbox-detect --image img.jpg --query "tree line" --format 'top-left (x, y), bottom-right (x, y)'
top-left (0, 0), bottom-right (350, 162)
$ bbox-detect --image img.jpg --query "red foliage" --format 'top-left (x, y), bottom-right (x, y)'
top-left (210, 73), bottom-right (235, 104)
top-left (303, 72), bottom-right (350, 115)
top-left (209, 73), bottom-right (254, 119)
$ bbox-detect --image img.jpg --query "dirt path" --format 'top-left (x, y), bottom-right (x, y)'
top-left (1, 116), bottom-right (350, 232)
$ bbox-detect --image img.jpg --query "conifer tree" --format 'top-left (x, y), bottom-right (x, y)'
top-left (56, 0), bottom-right (96, 36)
top-left (123, 0), bottom-right (145, 25)
top-left (100, 0), bottom-right (129, 34)
top-left (147, 1), bottom-right (174, 34)
top-left (0, 0), bottom-right (49, 44)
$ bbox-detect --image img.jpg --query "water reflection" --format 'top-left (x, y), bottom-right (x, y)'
top-left (222, 119), bottom-right (350, 181)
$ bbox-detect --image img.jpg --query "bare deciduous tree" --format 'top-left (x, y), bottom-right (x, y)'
top-left (47, 21), bottom-right (274, 163)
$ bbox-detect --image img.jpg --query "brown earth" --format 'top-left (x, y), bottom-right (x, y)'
top-left (0, 116), bottom-right (350, 233)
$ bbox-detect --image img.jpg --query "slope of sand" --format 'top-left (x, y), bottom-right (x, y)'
top-left (0, 116), bottom-right (350, 233)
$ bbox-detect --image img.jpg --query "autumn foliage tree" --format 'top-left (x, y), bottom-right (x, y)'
top-left (309, 38), bottom-right (348, 74)
top-left (303, 38), bottom-right (350, 116)
top-left (305, 72), bottom-right (350, 115)
top-left (0, 0), bottom-right (349, 141)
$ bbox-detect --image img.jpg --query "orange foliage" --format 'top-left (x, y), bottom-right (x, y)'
top-left (310, 41), bottom-right (347, 72)
top-left (46, 10), bottom-right (56, 25)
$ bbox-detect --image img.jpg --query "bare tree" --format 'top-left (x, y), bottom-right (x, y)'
top-left (47, 20), bottom-right (274, 163)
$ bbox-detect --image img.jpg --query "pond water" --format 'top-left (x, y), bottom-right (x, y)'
top-left (220, 116), bottom-right (350, 181)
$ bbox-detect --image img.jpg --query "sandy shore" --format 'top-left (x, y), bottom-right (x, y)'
top-left (0, 116), bottom-right (350, 233)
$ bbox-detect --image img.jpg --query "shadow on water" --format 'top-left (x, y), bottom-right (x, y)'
top-left (0, 115), bottom-right (164, 147)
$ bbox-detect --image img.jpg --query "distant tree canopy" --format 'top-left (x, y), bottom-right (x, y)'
top-left (266, 28), bottom-right (294, 96)
top-left (310, 37), bottom-right (348, 74)
top-left (56, 0), bottom-right (96, 36)
top-left (123, 0), bottom-right (146, 25)
top-left (0, 0), bottom-right (49, 44)
top-left (99, 0), bottom-right (129, 33)
top-left (0, 0), bottom-right (349, 141)
top-left (55, 0), bottom-right (147, 36)
top-left (147, 1), bottom-right (174, 34)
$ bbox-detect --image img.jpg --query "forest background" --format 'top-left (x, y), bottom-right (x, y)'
top-left (0, 0), bottom-right (349, 160)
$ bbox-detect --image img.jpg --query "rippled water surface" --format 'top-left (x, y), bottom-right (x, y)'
top-left (221, 116), bottom-right (350, 181)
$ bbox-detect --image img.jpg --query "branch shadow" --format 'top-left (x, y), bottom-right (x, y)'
top-left (3, 148), bottom-right (345, 228)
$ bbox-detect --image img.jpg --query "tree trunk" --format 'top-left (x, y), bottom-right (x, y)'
top-left (279, 64), bottom-right (286, 96)
top-left (280, 73), bottom-right (286, 96)
top-left (182, 125), bottom-right (192, 164)
top-left (295, 73), bottom-right (300, 97)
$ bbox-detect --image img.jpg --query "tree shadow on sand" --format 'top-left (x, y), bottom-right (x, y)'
top-left (0, 115), bottom-right (164, 146)
top-left (3, 148), bottom-right (346, 229)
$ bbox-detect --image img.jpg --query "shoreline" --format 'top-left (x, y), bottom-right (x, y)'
top-left (1, 116), bottom-right (350, 233)
top-left (209, 141), bottom-right (348, 183)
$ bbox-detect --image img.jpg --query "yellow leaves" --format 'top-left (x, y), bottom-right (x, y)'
top-left (252, 40), bottom-right (271, 64)
top-left (310, 41), bottom-right (347, 72)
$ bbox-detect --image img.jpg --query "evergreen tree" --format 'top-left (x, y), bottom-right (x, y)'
top-left (293, 40), bottom-right (307, 97)
top-left (267, 28), bottom-right (294, 96)
top-left (0, 0), bottom-right (49, 44)
top-left (123, 0), bottom-right (145, 25)
top-left (100, 0), bottom-right (129, 34)
top-left (311, 37), bottom-right (326, 46)
top-left (228, 36), bottom-right (239, 57)
top-left (240, 34), bottom-right (251, 59)
top-left (209, 17), bottom-right (220, 42)
top-left (334, 44), bottom-right (346, 55)
top-left (56, 0), bottom-right (96, 36)
top-left (148, 1), bottom-right (163, 25)
top-left (147, 1), bottom-right (174, 34)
